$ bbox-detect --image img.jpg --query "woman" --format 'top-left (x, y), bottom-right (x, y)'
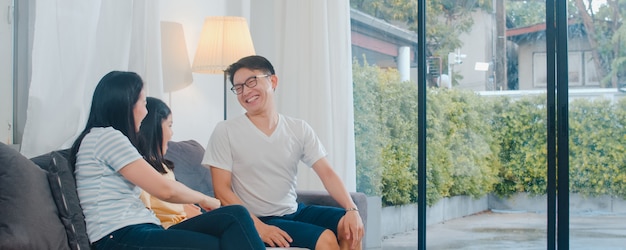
top-left (137, 97), bottom-right (201, 228)
top-left (70, 71), bottom-right (264, 250)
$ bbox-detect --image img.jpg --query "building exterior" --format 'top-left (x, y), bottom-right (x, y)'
top-left (351, 8), bottom-right (603, 92)
top-left (507, 20), bottom-right (600, 90)
top-left (350, 9), bottom-right (498, 91)
top-left (350, 8), bottom-right (418, 83)
top-left (454, 11), bottom-right (497, 91)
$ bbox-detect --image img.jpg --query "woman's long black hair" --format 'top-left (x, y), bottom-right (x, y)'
top-left (138, 97), bottom-right (174, 174)
top-left (70, 71), bottom-right (145, 167)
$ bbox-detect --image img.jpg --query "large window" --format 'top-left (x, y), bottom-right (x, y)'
top-left (351, 0), bottom-right (626, 248)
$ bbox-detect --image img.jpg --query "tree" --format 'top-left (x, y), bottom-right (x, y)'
top-left (566, 0), bottom-right (626, 88)
top-left (600, 0), bottom-right (626, 87)
top-left (506, 1), bottom-right (546, 27)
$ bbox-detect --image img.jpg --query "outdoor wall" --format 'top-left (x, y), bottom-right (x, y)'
top-left (516, 41), bottom-right (538, 90)
top-left (380, 193), bottom-right (626, 238)
top-left (380, 196), bottom-right (490, 237)
top-left (456, 11), bottom-right (494, 91)
top-left (478, 88), bottom-right (625, 103)
top-left (489, 193), bottom-right (626, 214)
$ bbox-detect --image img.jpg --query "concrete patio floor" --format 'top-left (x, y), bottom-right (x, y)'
top-left (380, 210), bottom-right (626, 250)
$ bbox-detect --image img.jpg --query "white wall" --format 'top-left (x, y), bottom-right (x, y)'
top-left (158, 0), bottom-right (295, 149)
top-left (0, 0), bottom-right (13, 145)
top-left (158, 0), bottom-right (251, 147)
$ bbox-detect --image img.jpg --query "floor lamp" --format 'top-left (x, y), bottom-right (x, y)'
top-left (191, 16), bottom-right (256, 120)
top-left (161, 22), bottom-right (193, 106)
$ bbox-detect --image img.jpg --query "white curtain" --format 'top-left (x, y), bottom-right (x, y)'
top-left (21, 0), bottom-right (162, 158)
top-left (20, 0), bottom-right (357, 192)
top-left (251, 0), bottom-right (356, 191)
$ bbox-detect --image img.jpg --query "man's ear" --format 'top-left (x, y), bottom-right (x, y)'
top-left (270, 74), bottom-right (279, 90)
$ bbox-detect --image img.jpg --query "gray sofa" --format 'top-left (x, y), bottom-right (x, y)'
top-left (0, 140), bottom-right (367, 249)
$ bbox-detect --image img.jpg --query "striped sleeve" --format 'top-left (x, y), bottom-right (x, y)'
top-left (95, 129), bottom-right (142, 172)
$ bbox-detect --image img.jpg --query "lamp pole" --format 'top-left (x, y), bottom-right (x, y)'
top-left (191, 16), bottom-right (256, 121)
top-left (223, 70), bottom-right (227, 120)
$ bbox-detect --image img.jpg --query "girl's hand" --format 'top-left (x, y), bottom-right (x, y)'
top-left (183, 204), bottom-right (202, 218)
top-left (198, 196), bottom-right (221, 211)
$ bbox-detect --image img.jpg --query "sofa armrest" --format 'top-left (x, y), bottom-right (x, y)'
top-left (296, 190), bottom-right (367, 214)
top-left (296, 190), bottom-right (368, 247)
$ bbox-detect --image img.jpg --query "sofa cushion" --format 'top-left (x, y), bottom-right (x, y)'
top-left (0, 142), bottom-right (70, 249)
top-left (31, 149), bottom-right (91, 250)
top-left (165, 140), bottom-right (214, 197)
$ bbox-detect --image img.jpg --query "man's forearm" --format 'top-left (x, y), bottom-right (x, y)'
top-left (321, 173), bottom-right (357, 210)
top-left (214, 188), bottom-right (245, 206)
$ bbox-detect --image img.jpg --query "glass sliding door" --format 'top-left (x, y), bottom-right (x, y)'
top-left (351, 0), bottom-right (625, 249)
top-left (421, 0), bottom-right (552, 248)
top-left (566, 0), bottom-right (626, 248)
top-left (350, 1), bottom-right (419, 248)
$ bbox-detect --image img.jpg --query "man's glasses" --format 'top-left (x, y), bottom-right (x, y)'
top-left (230, 74), bottom-right (270, 95)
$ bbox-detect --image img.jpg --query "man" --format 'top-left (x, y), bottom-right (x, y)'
top-left (203, 55), bottom-right (363, 250)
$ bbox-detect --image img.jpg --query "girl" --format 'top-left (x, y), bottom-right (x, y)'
top-left (70, 71), bottom-right (264, 250)
top-left (137, 96), bottom-right (200, 228)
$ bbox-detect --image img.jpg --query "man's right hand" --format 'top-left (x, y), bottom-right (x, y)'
top-left (256, 222), bottom-right (293, 248)
top-left (211, 167), bottom-right (292, 246)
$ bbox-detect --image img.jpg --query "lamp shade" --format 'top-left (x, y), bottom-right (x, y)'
top-left (192, 16), bottom-right (256, 74)
top-left (161, 21), bottom-right (193, 92)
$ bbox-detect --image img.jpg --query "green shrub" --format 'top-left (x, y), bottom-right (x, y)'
top-left (352, 59), bottom-right (626, 206)
top-left (490, 95), bottom-right (548, 196)
top-left (569, 98), bottom-right (626, 198)
top-left (353, 59), bottom-right (386, 197)
top-left (354, 59), bottom-right (500, 206)
top-left (427, 89), bottom-right (499, 199)
top-left (377, 71), bottom-right (419, 205)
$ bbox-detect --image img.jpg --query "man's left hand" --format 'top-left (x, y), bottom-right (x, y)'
top-left (341, 210), bottom-right (364, 249)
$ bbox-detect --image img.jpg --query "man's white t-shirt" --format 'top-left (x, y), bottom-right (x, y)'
top-left (203, 114), bottom-right (326, 217)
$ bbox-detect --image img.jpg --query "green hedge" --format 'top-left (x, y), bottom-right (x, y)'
top-left (569, 98), bottom-right (626, 197)
top-left (353, 60), bottom-right (626, 206)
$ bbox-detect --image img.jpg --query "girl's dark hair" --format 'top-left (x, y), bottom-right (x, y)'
top-left (70, 71), bottom-right (145, 166)
top-left (226, 55), bottom-right (275, 85)
top-left (138, 97), bottom-right (174, 174)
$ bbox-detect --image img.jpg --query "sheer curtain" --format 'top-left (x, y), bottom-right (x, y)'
top-left (20, 0), bottom-right (357, 191)
top-left (21, 0), bottom-right (162, 157)
top-left (250, 0), bottom-right (356, 191)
